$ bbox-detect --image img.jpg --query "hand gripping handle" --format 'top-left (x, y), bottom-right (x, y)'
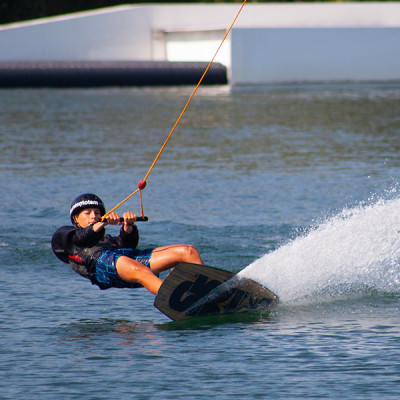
top-left (104, 216), bottom-right (148, 223)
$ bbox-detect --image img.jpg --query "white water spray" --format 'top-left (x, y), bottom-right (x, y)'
top-left (239, 196), bottom-right (400, 304)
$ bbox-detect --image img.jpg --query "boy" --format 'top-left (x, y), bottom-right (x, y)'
top-left (51, 193), bottom-right (203, 294)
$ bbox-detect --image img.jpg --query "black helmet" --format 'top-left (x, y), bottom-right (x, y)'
top-left (70, 193), bottom-right (106, 224)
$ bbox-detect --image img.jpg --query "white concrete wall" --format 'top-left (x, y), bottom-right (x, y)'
top-left (1, 3), bottom-right (400, 82)
top-left (148, 2), bottom-right (400, 72)
top-left (150, 2), bottom-right (400, 28)
top-left (231, 27), bottom-right (400, 83)
top-left (0, 6), bottom-right (152, 61)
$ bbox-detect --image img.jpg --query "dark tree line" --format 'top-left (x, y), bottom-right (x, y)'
top-left (1, 0), bottom-right (282, 25)
top-left (1, 1), bottom-right (129, 24)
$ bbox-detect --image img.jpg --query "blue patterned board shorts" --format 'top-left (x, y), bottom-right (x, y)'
top-left (94, 248), bottom-right (154, 290)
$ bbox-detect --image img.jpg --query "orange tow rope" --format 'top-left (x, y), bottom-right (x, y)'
top-left (102, 0), bottom-right (247, 220)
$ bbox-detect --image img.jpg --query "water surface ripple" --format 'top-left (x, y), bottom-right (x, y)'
top-left (1, 83), bottom-right (400, 399)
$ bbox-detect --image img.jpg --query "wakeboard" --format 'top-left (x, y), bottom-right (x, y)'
top-left (154, 262), bottom-right (278, 321)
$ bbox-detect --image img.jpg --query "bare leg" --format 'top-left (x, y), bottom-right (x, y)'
top-left (116, 256), bottom-right (163, 295)
top-left (150, 244), bottom-right (203, 274)
top-left (116, 245), bottom-right (203, 296)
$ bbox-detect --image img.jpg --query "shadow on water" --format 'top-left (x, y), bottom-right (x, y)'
top-left (156, 309), bottom-right (277, 331)
top-left (53, 309), bottom-right (278, 340)
top-left (54, 318), bottom-right (160, 342)
top-left (52, 284), bottom-right (400, 341)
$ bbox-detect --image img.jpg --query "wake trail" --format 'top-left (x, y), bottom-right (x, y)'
top-left (238, 195), bottom-right (400, 304)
